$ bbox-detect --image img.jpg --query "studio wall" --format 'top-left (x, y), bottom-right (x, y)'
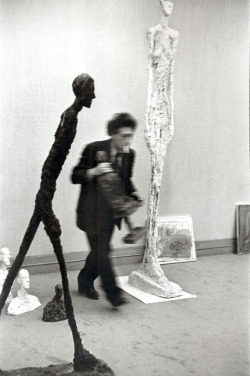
top-left (0, 0), bottom-right (249, 259)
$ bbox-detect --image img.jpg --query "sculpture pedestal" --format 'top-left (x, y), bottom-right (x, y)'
top-left (0, 362), bottom-right (114, 376)
top-left (129, 255), bottom-right (182, 298)
top-left (129, 270), bottom-right (182, 298)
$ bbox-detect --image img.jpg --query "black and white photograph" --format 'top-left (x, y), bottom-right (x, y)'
top-left (0, 1), bottom-right (249, 376)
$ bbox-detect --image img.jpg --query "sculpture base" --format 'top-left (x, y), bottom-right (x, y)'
top-left (128, 269), bottom-right (182, 298)
top-left (0, 361), bottom-right (114, 376)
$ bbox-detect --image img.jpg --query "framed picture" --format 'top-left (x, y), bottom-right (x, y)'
top-left (236, 203), bottom-right (250, 255)
top-left (156, 216), bottom-right (196, 264)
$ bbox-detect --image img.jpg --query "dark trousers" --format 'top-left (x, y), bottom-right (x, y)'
top-left (78, 219), bottom-right (120, 300)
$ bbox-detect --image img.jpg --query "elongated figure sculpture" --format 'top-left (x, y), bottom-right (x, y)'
top-left (0, 74), bottom-right (114, 375)
top-left (129, 0), bottom-right (182, 298)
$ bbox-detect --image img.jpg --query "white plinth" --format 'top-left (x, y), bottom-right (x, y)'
top-left (128, 269), bottom-right (183, 299)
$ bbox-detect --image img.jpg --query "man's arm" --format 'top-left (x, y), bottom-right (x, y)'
top-left (71, 144), bottom-right (95, 184)
top-left (71, 143), bottom-right (113, 184)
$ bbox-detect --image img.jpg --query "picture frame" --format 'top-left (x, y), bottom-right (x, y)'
top-left (236, 203), bottom-right (250, 255)
top-left (156, 215), bottom-right (196, 264)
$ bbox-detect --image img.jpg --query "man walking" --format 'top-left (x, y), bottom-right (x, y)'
top-left (71, 113), bottom-right (141, 307)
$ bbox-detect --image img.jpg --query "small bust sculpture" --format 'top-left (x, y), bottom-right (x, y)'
top-left (7, 269), bottom-right (41, 315)
top-left (0, 247), bottom-right (13, 304)
top-left (43, 284), bottom-right (67, 322)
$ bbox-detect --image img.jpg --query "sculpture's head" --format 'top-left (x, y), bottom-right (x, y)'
top-left (158, 0), bottom-right (174, 16)
top-left (72, 73), bottom-right (95, 108)
top-left (0, 247), bottom-right (11, 266)
top-left (55, 284), bottom-right (63, 299)
top-left (17, 269), bottom-right (30, 290)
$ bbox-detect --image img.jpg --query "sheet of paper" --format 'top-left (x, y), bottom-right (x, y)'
top-left (116, 276), bottom-right (196, 304)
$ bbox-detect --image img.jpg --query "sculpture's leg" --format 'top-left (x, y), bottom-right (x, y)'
top-left (48, 236), bottom-right (101, 372)
top-left (40, 199), bottom-right (113, 373)
top-left (143, 157), bottom-right (162, 267)
top-left (0, 208), bottom-right (41, 313)
top-left (129, 155), bottom-right (182, 298)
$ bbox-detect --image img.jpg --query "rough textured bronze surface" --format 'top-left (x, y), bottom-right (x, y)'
top-left (0, 362), bottom-right (115, 376)
top-left (0, 74), bottom-right (113, 373)
top-left (43, 284), bottom-right (67, 322)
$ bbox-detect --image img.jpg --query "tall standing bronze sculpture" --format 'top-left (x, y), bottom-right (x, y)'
top-left (0, 73), bottom-right (114, 375)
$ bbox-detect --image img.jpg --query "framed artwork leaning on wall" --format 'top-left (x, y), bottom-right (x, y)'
top-left (156, 216), bottom-right (196, 264)
top-left (236, 203), bottom-right (250, 255)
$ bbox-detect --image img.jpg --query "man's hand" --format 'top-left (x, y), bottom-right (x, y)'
top-left (131, 191), bottom-right (144, 202)
top-left (87, 163), bottom-right (113, 179)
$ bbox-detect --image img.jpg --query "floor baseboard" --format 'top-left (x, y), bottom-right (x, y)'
top-left (15, 238), bottom-right (237, 275)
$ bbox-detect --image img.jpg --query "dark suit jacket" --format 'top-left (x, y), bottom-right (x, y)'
top-left (71, 139), bottom-right (136, 234)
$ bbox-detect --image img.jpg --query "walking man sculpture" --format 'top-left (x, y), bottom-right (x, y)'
top-left (0, 73), bottom-right (114, 374)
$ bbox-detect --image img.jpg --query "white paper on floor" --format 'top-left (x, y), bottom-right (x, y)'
top-left (116, 276), bottom-right (196, 304)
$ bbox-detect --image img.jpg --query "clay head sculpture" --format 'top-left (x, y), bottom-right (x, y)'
top-left (0, 248), bottom-right (11, 268)
top-left (0, 248), bottom-right (13, 303)
top-left (7, 269), bottom-right (41, 315)
top-left (17, 268), bottom-right (30, 290)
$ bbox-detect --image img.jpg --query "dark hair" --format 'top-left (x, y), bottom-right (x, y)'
top-left (107, 113), bottom-right (137, 136)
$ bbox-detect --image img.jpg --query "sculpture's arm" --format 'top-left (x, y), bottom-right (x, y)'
top-left (145, 28), bottom-right (157, 154)
top-left (147, 28), bottom-right (156, 69)
top-left (168, 31), bottom-right (179, 84)
top-left (41, 110), bottom-right (78, 183)
top-left (146, 28), bottom-right (155, 105)
top-left (172, 31), bottom-right (179, 57)
top-left (168, 31), bottom-right (179, 124)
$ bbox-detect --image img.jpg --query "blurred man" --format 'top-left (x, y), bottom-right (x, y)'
top-left (71, 113), bottom-right (142, 307)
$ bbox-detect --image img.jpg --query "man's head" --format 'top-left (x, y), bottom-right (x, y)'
top-left (158, 0), bottom-right (174, 16)
top-left (0, 247), bottom-right (11, 266)
top-left (17, 269), bottom-right (30, 290)
top-left (107, 113), bottom-right (137, 152)
top-left (72, 73), bottom-right (95, 108)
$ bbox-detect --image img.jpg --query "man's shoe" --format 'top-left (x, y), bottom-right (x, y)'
top-left (78, 285), bottom-right (99, 300)
top-left (110, 294), bottom-right (127, 307)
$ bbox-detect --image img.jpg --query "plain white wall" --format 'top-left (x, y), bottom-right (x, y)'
top-left (0, 0), bottom-right (249, 258)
